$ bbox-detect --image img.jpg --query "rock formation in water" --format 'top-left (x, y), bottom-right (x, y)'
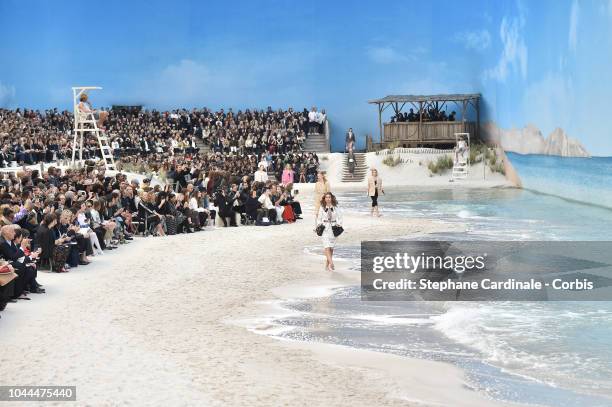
top-left (482, 122), bottom-right (590, 157)
top-left (543, 128), bottom-right (590, 157)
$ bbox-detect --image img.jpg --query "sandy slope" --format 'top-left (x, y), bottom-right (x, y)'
top-left (0, 192), bottom-right (508, 407)
top-left (318, 151), bottom-right (513, 188)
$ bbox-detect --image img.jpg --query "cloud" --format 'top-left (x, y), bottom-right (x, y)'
top-left (126, 47), bottom-right (317, 109)
top-left (0, 81), bottom-right (16, 107)
top-left (157, 59), bottom-right (211, 101)
top-left (569, 0), bottom-right (580, 52)
top-left (454, 29), bottom-right (491, 51)
top-left (398, 78), bottom-right (456, 95)
top-left (365, 46), bottom-right (411, 64)
top-left (123, 59), bottom-right (227, 107)
top-left (485, 9), bottom-right (528, 82)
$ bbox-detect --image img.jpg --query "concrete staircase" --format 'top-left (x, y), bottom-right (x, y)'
top-left (341, 153), bottom-right (368, 182)
top-left (195, 138), bottom-right (211, 155)
top-left (303, 132), bottom-right (330, 153)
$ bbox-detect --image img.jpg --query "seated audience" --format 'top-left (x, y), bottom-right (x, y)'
top-left (0, 104), bottom-right (319, 319)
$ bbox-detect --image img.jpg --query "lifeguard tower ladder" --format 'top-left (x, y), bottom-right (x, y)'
top-left (452, 132), bottom-right (470, 181)
top-left (71, 86), bottom-right (116, 171)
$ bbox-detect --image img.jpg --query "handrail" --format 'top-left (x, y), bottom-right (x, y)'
top-left (324, 118), bottom-right (330, 152)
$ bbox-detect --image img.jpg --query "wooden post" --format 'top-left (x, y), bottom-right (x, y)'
top-left (378, 103), bottom-right (383, 145)
top-left (461, 100), bottom-right (467, 134)
top-left (476, 97), bottom-right (480, 141)
top-left (418, 101), bottom-right (423, 145)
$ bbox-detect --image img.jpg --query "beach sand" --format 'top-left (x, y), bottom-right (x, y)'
top-left (318, 151), bottom-right (515, 188)
top-left (0, 189), bottom-right (509, 406)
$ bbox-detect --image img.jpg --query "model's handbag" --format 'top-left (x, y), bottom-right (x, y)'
top-left (332, 225), bottom-right (344, 237)
top-left (315, 224), bottom-right (325, 236)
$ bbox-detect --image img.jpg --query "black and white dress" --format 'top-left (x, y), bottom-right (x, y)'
top-left (316, 205), bottom-right (343, 248)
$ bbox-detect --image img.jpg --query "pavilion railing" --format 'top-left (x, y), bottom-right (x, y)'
top-left (382, 121), bottom-right (476, 145)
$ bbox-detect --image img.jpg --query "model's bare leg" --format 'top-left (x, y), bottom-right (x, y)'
top-left (324, 248), bottom-right (333, 271)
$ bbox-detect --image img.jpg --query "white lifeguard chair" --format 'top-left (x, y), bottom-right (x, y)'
top-left (451, 132), bottom-right (470, 180)
top-left (71, 86), bottom-right (116, 171)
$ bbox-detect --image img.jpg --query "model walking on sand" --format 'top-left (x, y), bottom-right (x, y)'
top-left (313, 171), bottom-right (330, 220)
top-left (316, 192), bottom-right (343, 271)
top-left (367, 168), bottom-right (384, 217)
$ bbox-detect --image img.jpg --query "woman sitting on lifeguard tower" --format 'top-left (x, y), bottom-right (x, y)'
top-left (454, 134), bottom-right (468, 164)
top-left (78, 93), bottom-right (108, 131)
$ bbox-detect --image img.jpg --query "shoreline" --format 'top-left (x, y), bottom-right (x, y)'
top-left (243, 187), bottom-right (612, 407)
top-left (0, 185), bottom-right (516, 406)
top-left (232, 192), bottom-right (515, 407)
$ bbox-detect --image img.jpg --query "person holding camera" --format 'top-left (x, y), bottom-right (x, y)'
top-left (214, 188), bottom-right (237, 227)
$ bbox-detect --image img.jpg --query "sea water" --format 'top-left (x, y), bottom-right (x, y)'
top-left (267, 155), bottom-right (612, 406)
top-left (507, 152), bottom-right (612, 210)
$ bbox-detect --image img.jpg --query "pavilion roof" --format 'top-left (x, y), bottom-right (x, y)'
top-left (368, 94), bottom-right (480, 104)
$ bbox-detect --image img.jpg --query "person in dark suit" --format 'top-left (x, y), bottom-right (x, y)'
top-left (345, 128), bottom-right (356, 152)
top-left (0, 225), bottom-right (44, 298)
top-left (214, 188), bottom-right (236, 227)
top-left (139, 137), bottom-right (151, 155)
top-left (0, 263), bottom-right (16, 317)
top-left (36, 213), bottom-right (57, 268)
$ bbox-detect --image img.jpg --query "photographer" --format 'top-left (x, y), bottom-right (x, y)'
top-left (214, 188), bottom-right (237, 227)
top-left (229, 183), bottom-right (244, 220)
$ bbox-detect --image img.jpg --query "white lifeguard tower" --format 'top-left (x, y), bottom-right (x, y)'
top-left (451, 132), bottom-right (470, 180)
top-left (71, 86), bottom-right (116, 171)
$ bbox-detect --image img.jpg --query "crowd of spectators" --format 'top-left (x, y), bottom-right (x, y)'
top-left (0, 108), bottom-right (73, 166)
top-left (0, 103), bottom-right (327, 319)
top-left (389, 107), bottom-right (456, 123)
top-left (1, 105), bottom-right (326, 166)
top-left (307, 106), bottom-right (326, 135)
top-left (121, 150), bottom-right (320, 185)
top-left (0, 152), bottom-right (313, 317)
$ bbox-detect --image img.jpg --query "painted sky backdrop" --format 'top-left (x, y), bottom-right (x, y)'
top-left (1, 0), bottom-right (611, 154)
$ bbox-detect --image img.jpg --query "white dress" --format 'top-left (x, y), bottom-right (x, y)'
top-left (317, 206), bottom-right (343, 248)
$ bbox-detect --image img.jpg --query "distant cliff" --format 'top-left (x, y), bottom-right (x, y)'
top-left (482, 122), bottom-right (590, 158)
